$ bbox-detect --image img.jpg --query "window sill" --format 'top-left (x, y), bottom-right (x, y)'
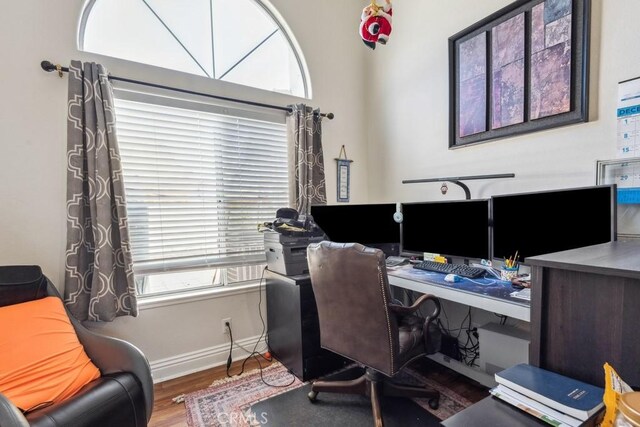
top-left (137, 281), bottom-right (263, 311)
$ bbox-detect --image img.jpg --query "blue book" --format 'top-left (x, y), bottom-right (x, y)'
top-left (495, 364), bottom-right (604, 421)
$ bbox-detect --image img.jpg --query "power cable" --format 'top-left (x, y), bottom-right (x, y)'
top-left (224, 267), bottom-right (296, 387)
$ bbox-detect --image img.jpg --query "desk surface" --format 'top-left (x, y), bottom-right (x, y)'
top-left (441, 396), bottom-right (546, 427)
top-left (441, 396), bottom-right (600, 427)
top-left (526, 240), bottom-right (640, 280)
top-left (388, 266), bottom-right (530, 322)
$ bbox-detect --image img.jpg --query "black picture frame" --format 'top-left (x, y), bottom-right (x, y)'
top-left (449, 0), bottom-right (590, 148)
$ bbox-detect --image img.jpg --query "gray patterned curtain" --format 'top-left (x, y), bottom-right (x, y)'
top-left (64, 61), bottom-right (137, 322)
top-left (287, 104), bottom-right (327, 215)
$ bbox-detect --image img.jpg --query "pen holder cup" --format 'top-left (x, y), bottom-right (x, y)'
top-left (501, 267), bottom-right (519, 281)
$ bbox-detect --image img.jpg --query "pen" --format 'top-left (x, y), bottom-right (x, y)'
top-left (504, 253), bottom-right (520, 269)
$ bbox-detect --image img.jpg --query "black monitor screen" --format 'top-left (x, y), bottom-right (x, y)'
top-left (491, 185), bottom-right (616, 261)
top-left (401, 200), bottom-right (490, 259)
top-left (310, 204), bottom-right (399, 245)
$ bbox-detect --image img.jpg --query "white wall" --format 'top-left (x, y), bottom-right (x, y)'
top-left (0, 0), bottom-right (370, 380)
top-left (367, 0), bottom-right (640, 355)
top-left (367, 0), bottom-right (640, 203)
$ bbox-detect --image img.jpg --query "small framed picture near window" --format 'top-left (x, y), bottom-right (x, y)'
top-left (335, 145), bottom-right (352, 203)
top-left (337, 160), bottom-right (350, 202)
top-left (449, 0), bottom-right (591, 148)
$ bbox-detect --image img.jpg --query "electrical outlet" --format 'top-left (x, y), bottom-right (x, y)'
top-left (221, 318), bottom-right (232, 334)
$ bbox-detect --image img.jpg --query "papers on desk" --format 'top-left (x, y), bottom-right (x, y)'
top-left (510, 288), bottom-right (531, 301)
top-left (490, 385), bottom-right (581, 427)
top-left (385, 256), bottom-right (409, 268)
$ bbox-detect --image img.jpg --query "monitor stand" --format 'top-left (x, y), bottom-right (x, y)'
top-left (367, 242), bottom-right (400, 257)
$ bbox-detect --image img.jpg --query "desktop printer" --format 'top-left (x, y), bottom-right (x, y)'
top-left (262, 208), bottom-right (325, 276)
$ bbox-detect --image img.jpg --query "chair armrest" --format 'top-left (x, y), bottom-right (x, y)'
top-left (388, 294), bottom-right (441, 320)
top-left (0, 393), bottom-right (29, 427)
top-left (72, 322), bottom-right (154, 423)
top-left (390, 294), bottom-right (442, 354)
top-left (46, 282), bottom-right (154, 422)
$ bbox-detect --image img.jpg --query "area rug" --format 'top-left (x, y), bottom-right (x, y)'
top-left (184, 362), bottom-right (472, 427)
top-left (184, 363), bottom-right (303, 427)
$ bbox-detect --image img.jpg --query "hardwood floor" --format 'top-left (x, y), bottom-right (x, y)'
top-left (412, 358), bottom-right (490, 403)
top-left (149, 357), bottom-right (488, 426)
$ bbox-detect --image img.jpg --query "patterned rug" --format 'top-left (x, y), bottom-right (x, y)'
top-left (183, 362), bottom-right (472, 427)
top-left (184, 363), bottom-right (304, 427)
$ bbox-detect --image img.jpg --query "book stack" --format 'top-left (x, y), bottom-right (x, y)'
top-left (491, 364), bottom-right (605, 427)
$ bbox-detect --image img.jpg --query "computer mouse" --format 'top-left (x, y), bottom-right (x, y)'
top-left (444, 274), bottom-right (460, 283)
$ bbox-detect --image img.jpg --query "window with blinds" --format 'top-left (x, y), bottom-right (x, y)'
top-left (114, 94), bottom-right (288, 295)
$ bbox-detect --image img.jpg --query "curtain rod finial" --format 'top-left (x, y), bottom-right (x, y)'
top-left (326, 112), bottom-right (335, 120)
top-left (41, 60), bottom-right (55, 72)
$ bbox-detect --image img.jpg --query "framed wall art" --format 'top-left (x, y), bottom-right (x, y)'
top-left (335, 145), bottom-right (353, 203)
top-left (449, 0), bottom-right (591, 148)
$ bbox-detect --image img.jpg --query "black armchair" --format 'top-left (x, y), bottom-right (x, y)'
top-left (306, 242), bottom-right (441, 427)
top-left (0, 266), bottom-right (153, 427)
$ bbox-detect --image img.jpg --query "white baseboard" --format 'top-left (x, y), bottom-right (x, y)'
top-left (150, 334), bottom-right (268, 383)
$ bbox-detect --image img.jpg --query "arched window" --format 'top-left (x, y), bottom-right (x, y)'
top-left (79, 0), bottom-right (310, 98)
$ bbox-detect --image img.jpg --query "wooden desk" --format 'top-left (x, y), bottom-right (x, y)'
top-left (527, 241), bottom-right (640, 388)
top-left (388, 266), bottom-right (530, 321)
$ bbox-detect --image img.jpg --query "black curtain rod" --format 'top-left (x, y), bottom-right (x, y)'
top-left (40, 60), bottom-right (334, 120)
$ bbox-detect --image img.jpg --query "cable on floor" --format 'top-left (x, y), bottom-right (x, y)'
top-left (224, 267), bottom-right (296, 388)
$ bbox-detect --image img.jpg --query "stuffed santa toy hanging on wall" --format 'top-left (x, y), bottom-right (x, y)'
top-left (359, 0), bottom-right (393, 49)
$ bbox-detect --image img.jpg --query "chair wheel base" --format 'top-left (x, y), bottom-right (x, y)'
top-left (308, 390), bottom-right (318, 402)
top-left (428, 397), bottom-right (439, 410)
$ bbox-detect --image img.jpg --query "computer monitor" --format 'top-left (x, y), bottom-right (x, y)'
top-left (310, 204), bottom-right (400, 254)
top-left (400, 200), bottom-right (490, 259)
top-left (491, 185), bottom-right (617, 262)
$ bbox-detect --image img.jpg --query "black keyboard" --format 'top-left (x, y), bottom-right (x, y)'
top-left (413, 260), bottom-right (485, 278)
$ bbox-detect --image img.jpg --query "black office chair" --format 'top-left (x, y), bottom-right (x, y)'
top-left (0, 265), bottom-right (153, 427)
top-left (306, 241), bottom-right (442, 427)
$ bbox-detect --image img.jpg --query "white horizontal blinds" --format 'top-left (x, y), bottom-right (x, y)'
top-left (114, 97), bottom-right (288, 275)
